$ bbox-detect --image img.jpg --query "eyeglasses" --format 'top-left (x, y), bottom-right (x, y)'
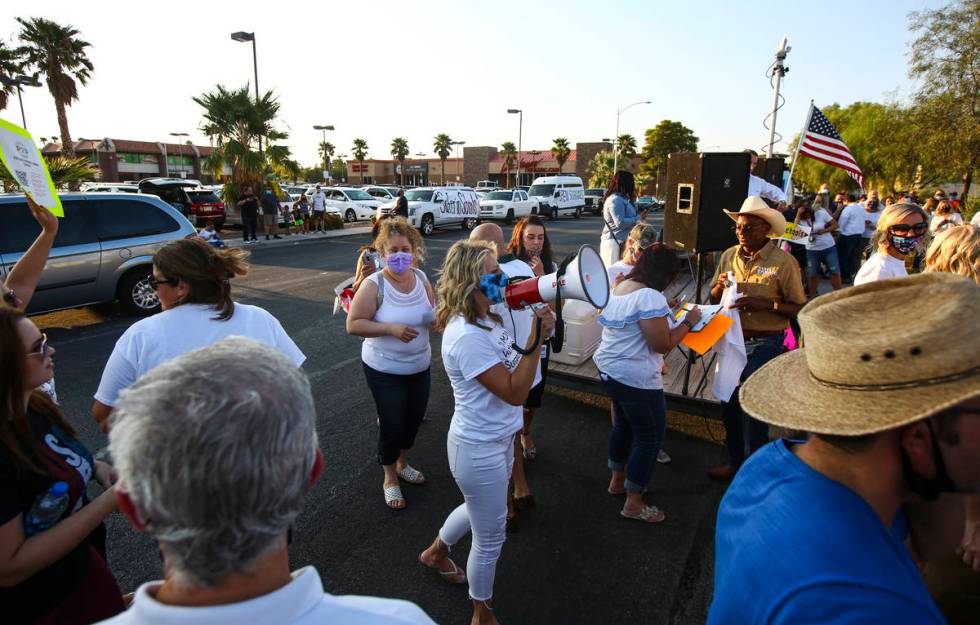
top-left (27, 333), bottom-right (49, 360)
top-left (733, 224), bottom-right (761, 234)
top-left (889, 222), bottom-right (928, 236)
top-left (148, 276), bottom-right (179, 290)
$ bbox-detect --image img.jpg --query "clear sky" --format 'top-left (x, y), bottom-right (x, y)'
top-left (0, 0), bottom-right (942, 166)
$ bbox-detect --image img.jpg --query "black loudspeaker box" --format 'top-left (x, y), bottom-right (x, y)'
top-left (753, 157), bottom-right (786, 188)
top-left (664, 152), bottom-right (751, 253)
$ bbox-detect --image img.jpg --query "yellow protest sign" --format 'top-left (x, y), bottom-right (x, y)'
top-left (0, 117), bottom-right (63, 217)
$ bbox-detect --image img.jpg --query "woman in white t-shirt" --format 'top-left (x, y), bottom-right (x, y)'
top-left (796, 200), bottom-right (842, 298)
top-left (347, 218), bottom-right (435, 511)
top-left (418, 240), bottom-right (554, 625)
top-left (854, 203), bottom-right (930, 286)
top-left (592, 244), bottom-right (700, 524)
top-left (92, 239), bottom-right (304, 432)
top-left (930, 201), bottom-right (964, 234)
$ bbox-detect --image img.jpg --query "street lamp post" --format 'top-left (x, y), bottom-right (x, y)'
top-left (169, 132), bottom-right (188, 177)
top-left (507, 109), bottom-right (522, 186)
top-left (230, 31), bottom-right (261, 157)
top-left (613, 100), bottom-right (651, 172)
top-left (313, 124), bottom-right (334, 181)
top-left (0, 75), bottom-right (41, 130)
top-left (452, 140), bottom-right (465, 181)
top-left (337, 154), bottom-right (348, 182)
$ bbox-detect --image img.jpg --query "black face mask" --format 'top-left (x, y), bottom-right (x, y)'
top-left (900, 419), bottom-right (957, 501)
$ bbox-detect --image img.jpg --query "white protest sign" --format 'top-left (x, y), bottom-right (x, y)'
top-left (777, 221), bottom-right (810, 244)
top-left (0, 118), bottom-right (63, 216)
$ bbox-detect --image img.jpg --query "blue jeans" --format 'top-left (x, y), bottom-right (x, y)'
top-left (805, 246), bottom-right (840, 277)
top-left (600, 374), bottom-right (666, 493)
top-left (721, 334), bottom-right (785, 468)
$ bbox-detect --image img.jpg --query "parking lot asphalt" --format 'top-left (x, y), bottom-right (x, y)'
top-left (34, 211), bottom-right (729, 625)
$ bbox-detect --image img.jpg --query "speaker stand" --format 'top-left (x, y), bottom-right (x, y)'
top-left (680, 252), bottom-right (706, 396)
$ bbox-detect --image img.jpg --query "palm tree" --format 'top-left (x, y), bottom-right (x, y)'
top-left (1, 155), bottom-right (97, 191)
top-left (390, 137), bottom-right (409, 186)
top-left (0, 41), bottom-right (27, 114)
top-left (352, 138), bottom-right (369, 184)
top-left (16, 18), bottom-right (93, 158)
top-left (551, 137), bottom-right (571, 174)
top-left (193, 84), bottom-right (296, 202)
top-left (500, 141), bottom-right (517, 187)
top-left (616, 133), bottom-right (638, 169)
top-left (433, 133), bottom-right (453, 184)
top-left (318, 140), bottom-right (335, 172)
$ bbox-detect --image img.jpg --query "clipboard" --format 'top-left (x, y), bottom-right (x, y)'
top-left (681, 312), bottom-right (734, 355)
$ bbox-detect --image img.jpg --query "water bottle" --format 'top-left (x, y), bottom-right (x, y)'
top-left (24, 481), bottom-right (69, 537)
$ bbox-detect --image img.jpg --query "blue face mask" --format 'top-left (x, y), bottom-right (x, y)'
top-left (479, 272), bottom-right (509, 304)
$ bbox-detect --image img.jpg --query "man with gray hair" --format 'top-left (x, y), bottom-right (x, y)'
top-left (98, 337), bottom-right (434, 624)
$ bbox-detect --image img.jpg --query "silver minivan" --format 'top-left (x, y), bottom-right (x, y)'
top-left (0, 193), bottom-right (196, 315)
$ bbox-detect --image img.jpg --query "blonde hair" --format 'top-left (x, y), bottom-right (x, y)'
top-left (374, 217), bottom-right (427, 264)
top-left (934, 200), bottom-right (956, 217)
top-left (872, 202), bottom-right (929, 253)
top-left (435, 240), bottom-right (499, 330)
top-left (925, 225), bottom-right (980, 285)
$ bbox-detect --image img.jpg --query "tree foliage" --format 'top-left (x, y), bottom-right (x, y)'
top-left (639, 120), bottom-right (699, 180)
top-left (0, 40), bottom-right (28, 113)
top-left (1, 155), bottom-right (97, 190)
top-left (390, 137), bottom-right (409, 185)
top-left (352, 138), bottom-right (368, 182)
top-left (615, 133), bottom-right (638, 168)
top-left (500, 141), bottom-right (517, 186)
top-left (433, 133), bottom-right (453, 184)
top-left (587, 150), bottom-right (616, 189)
top-left (551, 137), bottom-right (571, 174)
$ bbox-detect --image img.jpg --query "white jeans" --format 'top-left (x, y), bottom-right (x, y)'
top-left (600, 238), bottom-right (622, 267)
top-left (439, 432), bottom-right (515, 602)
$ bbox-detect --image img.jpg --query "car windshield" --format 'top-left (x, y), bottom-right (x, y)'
top-left (405, 190), bottom-right (433, 201)
top-left (345, 190), bottom-right (374, 201)
top-left (528, 184), bottom-right (555, 197)
top-left (486, 191), bottom-right (513, 200)
top-left (187, 191), bottom-right (221, 203)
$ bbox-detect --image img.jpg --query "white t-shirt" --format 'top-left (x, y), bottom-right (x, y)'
top-left (441, 315), bottom-right (523, 443)
top-left (361, 272), bottom-right (433, 375)
top-left (930, 213), bottom-right (964, 233)
top-left (493, 257), bottom-right (541, 386)
top-left (95, 566), bottom-right (435, 625)
top-left (198, 229), bottom-right (219, 243)
top-left (803, 209), bottom-right (836, 251)
top-left (836, 203), bottom-right (866, 236)
top-left (862, 207), bottom-right (882, 238)
top-left (971, 212), bottom-right (980, 227)
top-left (312, 192), bottom-right (326, 212)
top-left (94, 303), bottom-right (304, 407)
top-left (853, 252), bottom-right (908, 285)
top-left (592, 287), bottom-right (671, 390)
top-left (606, 260), bottom-right (633, 285)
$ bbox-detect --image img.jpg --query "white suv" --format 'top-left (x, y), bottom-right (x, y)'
top-left (327, 187), bottom-right (383, 222)
top-left (528, 175), bottom-right (586, 219)
top-left (378, 186), bottom-right (479, 236)
top-left (479, 189), bottom-right (536, 225)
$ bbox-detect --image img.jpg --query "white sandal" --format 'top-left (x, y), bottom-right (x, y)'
top-left (397, 465), bottom-right (426, 484)
top-left (384, 484), bottom-right (406, 509)
top-left (621, 505), bottom-right (666, 523)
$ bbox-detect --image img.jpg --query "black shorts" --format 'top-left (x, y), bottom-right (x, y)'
top-left (525, 356), bottom-right (550, 409)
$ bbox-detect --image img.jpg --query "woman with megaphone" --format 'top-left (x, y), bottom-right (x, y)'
top-left (419, 239), bottom-right (554, 625)
top-left (593, 244), bottom-right (700, 523)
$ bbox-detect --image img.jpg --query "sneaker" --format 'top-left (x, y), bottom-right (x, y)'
top-left (656, 449), bottom-right (671, 464)
top-left (274, 235), bottom-right (282, 239)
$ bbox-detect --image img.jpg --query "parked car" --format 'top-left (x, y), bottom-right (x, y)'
top-left (282, 185), bottom-right (308, 201)
top-left (637, 196), bottom-right (662, 212)
top-left (326, 187), bottom-right (382, 222)
top-left (363, 185), bottom-right (400, 202)
top-left (479, 189), bottom-right (536, 225)
top-left (184, 188), bottom-right (227, 230)
top-left (378, 186), bottom-right (479, 236)
top-left (527, 175), bottom-right (585, 219)
top-left (475, 180), bottom-right (498, 193)
top-left (80, 182), bottom-right (139, 193)
top-left (137, 178), bottom-right (227, 229)
top-left (0, 193), bottom-right (196, 315)
top-left (584, 188), bottom-right (605, 214)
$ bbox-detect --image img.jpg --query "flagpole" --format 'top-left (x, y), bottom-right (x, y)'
top-left (784, 98), bottom-right (814, 195)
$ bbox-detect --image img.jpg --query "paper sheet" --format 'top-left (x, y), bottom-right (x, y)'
top-left (776, 221), bottom-right (810, 244)
top-left (0, 118), bottom-right (63, 216)
top-left (672, 303), bottom-right (724, 333)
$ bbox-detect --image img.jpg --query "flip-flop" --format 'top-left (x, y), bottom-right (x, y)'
top-left (621, 505), bottom-right (666, 523)
top-left (419, 554), bottom-right (467, 584)
top-left (384, 484), bottom-right (406, 510)
top-left (397, 465), bottom-right (426, 484)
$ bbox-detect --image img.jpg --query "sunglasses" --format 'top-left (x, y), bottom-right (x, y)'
top-left (28, 333), bottom-right (50, 360)
top-left (889, 222), bottom-right (928, 236)
top-left (733, 224), bottom-right (761, 234)
top-left (148, 276), bottom-right (179, 290)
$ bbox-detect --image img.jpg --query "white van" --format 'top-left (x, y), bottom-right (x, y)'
top-left (378, 186), bottom-right (479, 236)
top-left (528, 175), bottom-right (585, 219)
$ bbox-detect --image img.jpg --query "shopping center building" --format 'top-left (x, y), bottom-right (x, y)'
top-left (41, 138), bottom-right (229, 182)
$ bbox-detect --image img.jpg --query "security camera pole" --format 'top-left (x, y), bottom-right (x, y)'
top-left (766, 36), bottom-right (790, 157)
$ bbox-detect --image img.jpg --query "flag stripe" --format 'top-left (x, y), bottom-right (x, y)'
top-left (800, 148), bottom-right (864, 177)
top-left (803, 135), bottom-right (856, 156)
top-left (800, 141), bottom-right (860, 168)
top-left (798, 104), bottom-right (864, 189)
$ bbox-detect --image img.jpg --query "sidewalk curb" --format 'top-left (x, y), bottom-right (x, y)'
top-left (219, 226), bottom-right (373, 250)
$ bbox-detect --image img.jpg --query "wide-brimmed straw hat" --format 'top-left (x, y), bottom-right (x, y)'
top-left (740, 273), bottom-right (980, 436)
top-left (723, 196), bottom-right (786, 239)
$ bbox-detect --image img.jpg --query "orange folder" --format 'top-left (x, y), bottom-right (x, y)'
top-left (681, 312), bottom-right (734, 355)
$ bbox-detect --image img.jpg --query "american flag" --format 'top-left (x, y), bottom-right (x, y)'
top-left (798, 105), bottom-right (864, 189)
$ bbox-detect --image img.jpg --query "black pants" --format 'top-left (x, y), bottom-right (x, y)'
top-left (837, 234), bottom-right (862, 282)
top-left (242, 214), bottom-right (258, 241)
top-left (362, 363), bottom-right (431, 465)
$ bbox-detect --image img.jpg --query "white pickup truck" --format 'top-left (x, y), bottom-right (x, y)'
top-left (478, 189), bottom-right (537, 225)
top-left (378, 186), bottom-right (479, 235)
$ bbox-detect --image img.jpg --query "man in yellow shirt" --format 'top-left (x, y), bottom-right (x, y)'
top-left (707, 196), bottom-right (806, 481)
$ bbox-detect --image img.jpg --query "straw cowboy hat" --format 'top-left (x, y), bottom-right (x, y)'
top-left (740, 273), bottom-right (980, 436)
top-left (723, 196), bottom-right (786, 238)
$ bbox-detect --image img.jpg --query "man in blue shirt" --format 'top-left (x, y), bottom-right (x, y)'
top-left (709, 273), bottom-right (980, 624)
